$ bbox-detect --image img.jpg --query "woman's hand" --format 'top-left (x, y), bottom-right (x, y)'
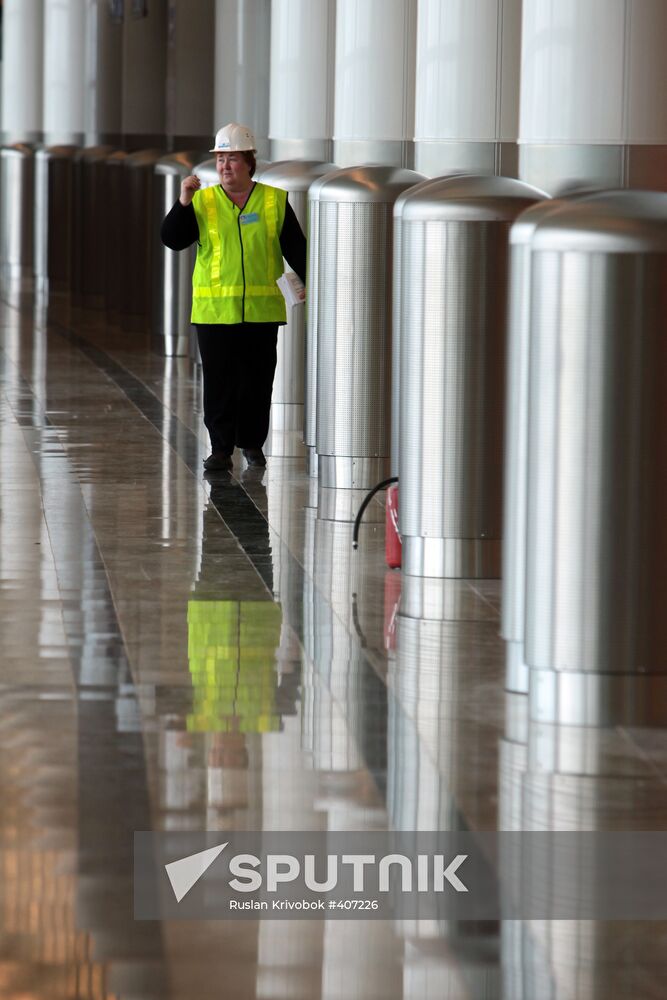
top-left (179, 174), bottom-right (202, 206)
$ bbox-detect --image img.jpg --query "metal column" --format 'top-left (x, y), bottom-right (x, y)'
top-left (525, 191), bottom-right (667, 725)
top-left (398, 175), bottom-right (546, 579)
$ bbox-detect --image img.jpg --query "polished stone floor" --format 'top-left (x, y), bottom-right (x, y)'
top-left (1, 280), bottom-right (667, 999)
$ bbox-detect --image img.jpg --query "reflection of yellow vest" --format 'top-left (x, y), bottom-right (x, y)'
top-left (191, 183), bottom-right (287, 325)
top-left (187, 600), bottom-right (282, 733)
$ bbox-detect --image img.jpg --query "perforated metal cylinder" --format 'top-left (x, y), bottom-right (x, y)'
top-left (153, 152), bottom-right (205, 357)
top-left (304, 171), bottom-right (334, 476)
top-left (316, 166), bottom-right (424, 490)
top-left (525, 191), bottom-right (667, 726)
top-left (399, 175), bottom-right (546, 578)
top-left (253, 159), bottom-right (334, 454)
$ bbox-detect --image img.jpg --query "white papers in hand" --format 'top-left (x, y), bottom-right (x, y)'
top-left (277, 271), bottom-right (305, 308)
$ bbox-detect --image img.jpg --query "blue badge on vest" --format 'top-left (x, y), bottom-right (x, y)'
top-left (240, 212), bottom-right (260, 225)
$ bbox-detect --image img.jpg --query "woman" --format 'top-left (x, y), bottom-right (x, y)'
top-left (161, 122), bottom-right (306, 471)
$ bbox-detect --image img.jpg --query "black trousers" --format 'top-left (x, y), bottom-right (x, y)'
top-left (196, 322), bottom-right (279, 454)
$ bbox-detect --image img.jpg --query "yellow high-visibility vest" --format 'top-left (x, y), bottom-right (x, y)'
top-left (191, 183), bottom-right (287, 325)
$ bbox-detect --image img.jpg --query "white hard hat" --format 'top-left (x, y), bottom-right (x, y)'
top-left (209, 122), bottom-right (256, 153)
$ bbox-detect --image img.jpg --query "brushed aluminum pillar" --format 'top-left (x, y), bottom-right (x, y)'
top-left (415, 0), bottom-right (521, 178)
top-left (392, 177), bottom-right (463, 479)
top-left (520, 0), bottom-right (667, 193)
top-left (503, 194), bottom-right (608, 694)
top-left (253, 159), bottom-right (334, 456)
top-left (525, 191), bottom-right (667, 725)
top-left (154, 153), bottom-right (207, 357)
top-left (398, 175), bottom-right (546, 579)
top-left (316, 166), bottom-right (424, 499)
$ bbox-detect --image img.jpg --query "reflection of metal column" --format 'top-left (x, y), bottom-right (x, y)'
top-left (253, 159), bottom-right (334, 455)
top-left (515, 720), bottom-right (663, 1000)
top-left (398, 175), bottom-right (546, 579)
top-left (153, 152), bottom-right (205, 356)
top-left (257, 492), bottom-right (323, 997)
top-left (391, 604), bottom-right (501, 832)
top-left (525, 192), bottom-right (667, 726)
top-left (316, 166), bottom-right (424, 499)
top-left (318, 783), bottom-right (398, 1000)
top-left (311, 519), bottom-right (366, 773)
top-left (389, 585), bottom-right (503, 993)
top-left (300, 507), bottom-right (318, 755)
top-left (498, 691), bottom-right (532, 1000)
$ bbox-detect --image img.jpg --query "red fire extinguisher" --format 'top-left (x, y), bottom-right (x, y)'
top-left (352, 476), bottom-right (402, 570)
top-left (385, 483), bottom-right (402, 568)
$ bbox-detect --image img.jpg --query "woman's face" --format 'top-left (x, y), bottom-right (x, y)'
top-left (216, 152), bottom-right (252, 193)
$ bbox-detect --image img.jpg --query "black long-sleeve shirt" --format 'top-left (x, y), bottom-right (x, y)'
top-left (160, 188), bottom-right (307, 284)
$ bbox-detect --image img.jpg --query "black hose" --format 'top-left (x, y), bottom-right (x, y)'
top-left (352, 476), bottom-right (398, 550)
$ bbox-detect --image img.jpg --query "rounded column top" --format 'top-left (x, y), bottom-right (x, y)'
top-left (155, 151), bottom-right (210, 176)
top-left (317, 165), bottom-right (426, 204)
top-left (124, 149), bottom-right (164, 169)
top-left (254, 159), bottom-right (337, 192)
top-left (398, 174), bottom-right (549, 223)
top-left (532, 191), bottom-right (667, 254)
top-left (35, 144), bottom-right (80, 159)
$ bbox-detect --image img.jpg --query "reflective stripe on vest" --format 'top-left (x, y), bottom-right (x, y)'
top-left (191, 183), bottom-right (287, 325)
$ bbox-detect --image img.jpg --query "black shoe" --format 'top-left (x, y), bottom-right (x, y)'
top-left (242, 447), bottom-right (266, 467)
top-left (203, 452), bottom-right (233, 472)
